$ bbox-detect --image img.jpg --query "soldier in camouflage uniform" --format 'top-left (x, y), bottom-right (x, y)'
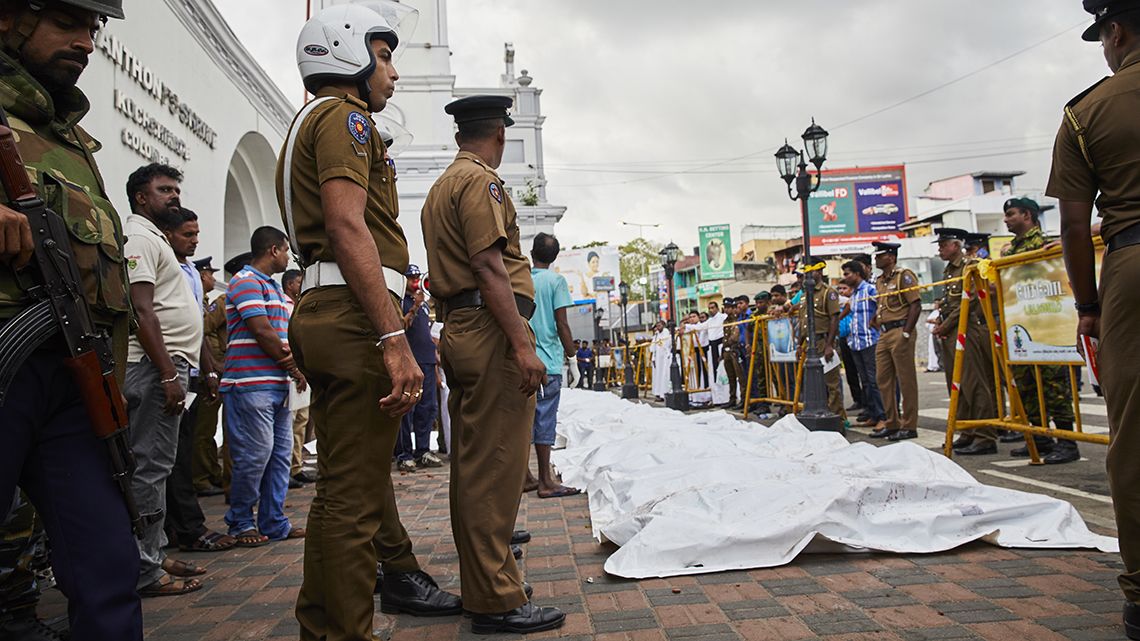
top-left (0, 491), bottom-right (56, 640)
top-left (0, 0), bottom-right (143, 638)
top-left (1002, 198), bottom-right (1080, 464)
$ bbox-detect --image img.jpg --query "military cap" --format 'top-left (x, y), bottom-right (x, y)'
top-left (1003, 197), bottom-right (1041, 214)
top-left (933, 227), bottom-right (970, 243)
top-left (445, 95), bottom-right (515, 127)
top-left (224, 252), bottom-right (252, 276)
top-left (1081, 0), bottom-right (1140, 41)
top-left (803, 256), bottom-right (826, 267)
top-left (872, 241), bottom-right (901, 254)
top-left (965, 232), bottom-right (991, 247)
top-left (193, 256), bottom-right (220, 272)
top-left (754, 291), bottom-right (771, 301)
top-left (405, 264), bottom-right (422, 277)
top-left (722, 297), bottom-right (736, 307)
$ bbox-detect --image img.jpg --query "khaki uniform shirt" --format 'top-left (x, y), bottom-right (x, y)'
top-left (941, 255), bottom-right (966, 322)
top-left (874, 267), bottom-right (921, 323)
top-left (796, 281), bottom-right (840, 336)
top-left (1046, 49), bottom-right (1140, 244)
top-left (275, 88), bottom-right (408, 273)
top-left (420, 151), bottom-right (534, 301)
top-left (203, 293), bottom-right (226, 365)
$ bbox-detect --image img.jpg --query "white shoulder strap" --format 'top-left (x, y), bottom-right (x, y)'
top-left (282, 96), bottom-right (337, 263)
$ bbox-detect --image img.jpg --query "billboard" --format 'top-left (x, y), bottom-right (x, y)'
top-left (805, 165), bottom-right (909, 255)
top-left (699, 224), bottom-right (734, 280)
top-left (553, 246), bottom-right (621, 304)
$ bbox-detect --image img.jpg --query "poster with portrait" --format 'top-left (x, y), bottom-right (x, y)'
top-left (553, 246), bottom-right (621, 304)
top-left (699, 224), bottom-right (734, 281)
top-left (767, 318), bottom-right (797, 363)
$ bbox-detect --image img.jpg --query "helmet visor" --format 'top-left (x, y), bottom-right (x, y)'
top-left (375, 116), bottom-right (414, 157)
top-left (323, 0), bottom-right (419, 60)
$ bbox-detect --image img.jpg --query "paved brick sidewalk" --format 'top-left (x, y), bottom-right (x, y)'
top-left (41, 460), bottom-right (1127, 640)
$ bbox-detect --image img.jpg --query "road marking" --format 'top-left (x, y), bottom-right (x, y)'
top-left (979, 469), bottom-right (1113, 505)
top-left (990, 457), bottom-right (1091, 468)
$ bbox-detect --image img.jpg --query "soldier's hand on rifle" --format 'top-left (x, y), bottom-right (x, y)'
top-left (0, 203), bottom-right (33, 268)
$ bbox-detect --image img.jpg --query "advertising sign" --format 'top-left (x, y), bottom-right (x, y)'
top-left (805, 165), bottom-right (909, 255)
top-left (554, 246), bottom-right (620, 303)
top-left (767, 318), bottom-right (797, 363)
top-left (1001, 251), bottom-right (1102, 364)
top-left (699, 224), bottom-right (734, 280)
top-left (593, 276), bottom-right (615, 292)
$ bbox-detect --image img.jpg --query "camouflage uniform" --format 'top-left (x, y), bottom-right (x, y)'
top-left (0, 491), bottom-right (48, 624)
top-left (1001, 227), bottom-right (1075, 442)
top-left (0, 49), bottom-right (142, 638)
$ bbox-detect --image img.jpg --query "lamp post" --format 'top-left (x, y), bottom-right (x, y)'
top-left (774, 119), bottom-right (842, 433)
top-left (619, 282), bottom-right (638, 399)
top-left (660, 242), bottom-right (689, 411)
top-left (593, 307), bottom-right (607, 391)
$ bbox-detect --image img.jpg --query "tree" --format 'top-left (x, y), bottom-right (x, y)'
top-left (619, 237), bottom-right (663, 302)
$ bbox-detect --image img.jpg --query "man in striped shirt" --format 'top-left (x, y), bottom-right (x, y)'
top-left (220, 227), bottom-right (307, 547)
top-left (841, 260), bottom-right (886, 430)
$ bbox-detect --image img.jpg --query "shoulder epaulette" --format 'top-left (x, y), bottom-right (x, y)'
top-left (1066, 76), bottom-right (1110, 109)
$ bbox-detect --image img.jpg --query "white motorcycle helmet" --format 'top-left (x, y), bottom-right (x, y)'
top-left (296, 4), bottom-right (399, 105)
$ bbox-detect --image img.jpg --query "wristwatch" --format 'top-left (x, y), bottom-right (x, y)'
top-left (1074, 301), bottom-right (1100, 315)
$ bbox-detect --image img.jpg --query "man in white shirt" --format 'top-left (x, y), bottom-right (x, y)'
top-left (122, 164), bottom-right (207, 597)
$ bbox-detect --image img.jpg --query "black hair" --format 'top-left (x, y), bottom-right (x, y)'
top-left (587, 251), bottom-right (599, 262)
top-left (531, 232), bottom-right (560, 264)
top-left (1111, 9), bottom-right (1140, 35)
top-left (283, 269), bottom-right (302, 287)
top-left (154, 206), bottom-right (196, 233)
top-left (456, 118), bottom-right (503, 143)
top-left (842, 260), bottom-right (865, 277)
top-left (125, 163), bottom-right (182, 212)
top-left (770, 284), bottom-right (787, 296)
top-left (250, 226), bottom-right (288, 257)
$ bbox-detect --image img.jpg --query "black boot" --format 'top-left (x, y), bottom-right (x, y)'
top-left (470, 602), bottom-right (566, 635)
top-left (379, 570), bottom-right (463, 617)
top-left (1124, 602), bottom-right (1140, 640)
top-left (1043, 440), bottom-right (1080, 465)
top-left (0, 609), bottom-right (67, 641)
top-left (510, 530), bottom-right (531, 545)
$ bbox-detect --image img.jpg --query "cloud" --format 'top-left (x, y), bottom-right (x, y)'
top-left (215, 0), bottom-right (1108, 253)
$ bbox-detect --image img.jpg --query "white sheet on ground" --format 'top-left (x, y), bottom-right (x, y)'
top-left (551, 389), bottom-right (1118, 579)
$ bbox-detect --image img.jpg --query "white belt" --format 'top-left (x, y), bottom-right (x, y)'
top-left (301, 261), bottom-right (407, 298)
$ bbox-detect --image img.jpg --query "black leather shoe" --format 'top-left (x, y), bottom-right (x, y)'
top-left (886, 430), bottom-right (918, 441)
top-left (998, 430), bottom-right (1023, 443)
top-left (954, 440), bottom-right (997, 455)
top-left (293, 470), bottom-right (317, 484)
top-left (869, 427), bottom-right (896, 439)
top-left (511, 529), bottom-right (531, 545)
top-left (470, 602), bottom-right (566, 635)
top-left (1124, 602), bottom-right (1140, 640)
top-left (952, 434), bottom-right (974, 449)
top-left (0, 610), bottom-right (66, 641)
top-left (288, 477), bottom-right (303, 489)
top-left (511, 544), bottom-right (523, 560)
top-left (1010, 442), bottom-right (1053, 458)
top-left (1043, 447), bottom-right (1080, 465)
top-left (379, 570), bottom-right (463, 617)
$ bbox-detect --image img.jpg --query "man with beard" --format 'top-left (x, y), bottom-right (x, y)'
top-left (0, 0), bottom-right (142, 636)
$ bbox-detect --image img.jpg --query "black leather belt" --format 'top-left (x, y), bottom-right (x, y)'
top-left (443, 290), bottom-right (535, 320)
top-left (881, 319), bottom-right (907, 332)
top-left (1107, 223), bottom-right (1140, 254)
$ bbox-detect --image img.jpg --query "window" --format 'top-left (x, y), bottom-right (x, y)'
top-left (503, 140), bottom-right (525, 164)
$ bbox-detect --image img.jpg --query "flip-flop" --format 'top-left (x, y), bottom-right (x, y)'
top-left (537, 487), bottom-right (581, 499)
top-left (162, 558), bottom-right (207, 577)
top-left (233, 529), bottom-right (270, 548)
top-left (139, 575), bottom-right (203, 598)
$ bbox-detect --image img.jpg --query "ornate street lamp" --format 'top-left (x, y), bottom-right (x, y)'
top-left (593, 306), bottom-right (607, 391)
top-left (660, 242), bottom-right (688, 411)
top-left (619, 282), bottom-right (638, 399)
top-left (773, 119), bottom-right (842, 432)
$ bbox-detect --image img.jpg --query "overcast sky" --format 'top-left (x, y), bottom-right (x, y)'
top-left (214, 0), bottom-right (1108, 251)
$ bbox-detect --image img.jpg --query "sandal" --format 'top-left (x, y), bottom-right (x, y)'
top-left (537, 486), bottom-right (581, 499)
top-left (179, 530), bottom-right (237, 553)
top-left (139, 574), bottom-right (203, 598)
top-left (162, 558), bottom-right (207, 577)
top-left (285, 527), bottom-right (306, 540)
top-left (233, 529), bottom-right (270, 548)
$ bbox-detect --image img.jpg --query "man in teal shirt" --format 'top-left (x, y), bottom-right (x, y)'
top-left (526, 233), bottom-right (580, 498)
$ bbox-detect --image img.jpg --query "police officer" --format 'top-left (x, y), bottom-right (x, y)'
top-left (0, 0), bottom-right (142, 638)
top-left (1052, 2), bottom-right (1140, 636)
top-left (191, 256), bottom-right (226, 496)
top-left (281, 6), bottom-right (460, 640)
top-left (796, 257), bottom-right (845, 418)
top-left (421, 95), bottom-right (566, 635)
top-left (931, 228), bottom-right (998, 455)
top-left (1001, 197), bottom-right (1080, 464)
top-left (965, 232), bottom-right (991, 259)
top-left (870, 242), bottom-right (922, 440)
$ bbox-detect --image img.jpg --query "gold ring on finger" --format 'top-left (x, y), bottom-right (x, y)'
top-left (402, 391), bottom-right (412, 397)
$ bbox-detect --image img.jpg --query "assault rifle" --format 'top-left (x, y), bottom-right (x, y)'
top-left (0, 107), bottom-right (158, 537)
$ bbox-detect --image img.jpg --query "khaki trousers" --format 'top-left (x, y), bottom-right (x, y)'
top-left (940, 319), bottom-right (998, 443)
top-left (825, 363), bottom-right (845, 418)
top-left (1099, 244), bottom-right (1140, 603)
top-left (440, 307), bottom-right (533, 614)
top-left (290, 288), bottom-right (420, 641)
top-left (191, 393), bottom-right (223, 491)
top-left (291, 406), bottom-right (310, 476)
top-left (875, 327), bottom-right (919, 429)
top-left (723, 350), bottom-right (742, 404)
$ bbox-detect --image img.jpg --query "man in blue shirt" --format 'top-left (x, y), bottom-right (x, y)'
top-left (842, 260), bottom-right (885, 429)
top-left (527, 234), bottom-right (580, 498)
top-left (395, 265), bottom-right (442, 472)
top-left (576, 343), bottom-right (594, 389)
